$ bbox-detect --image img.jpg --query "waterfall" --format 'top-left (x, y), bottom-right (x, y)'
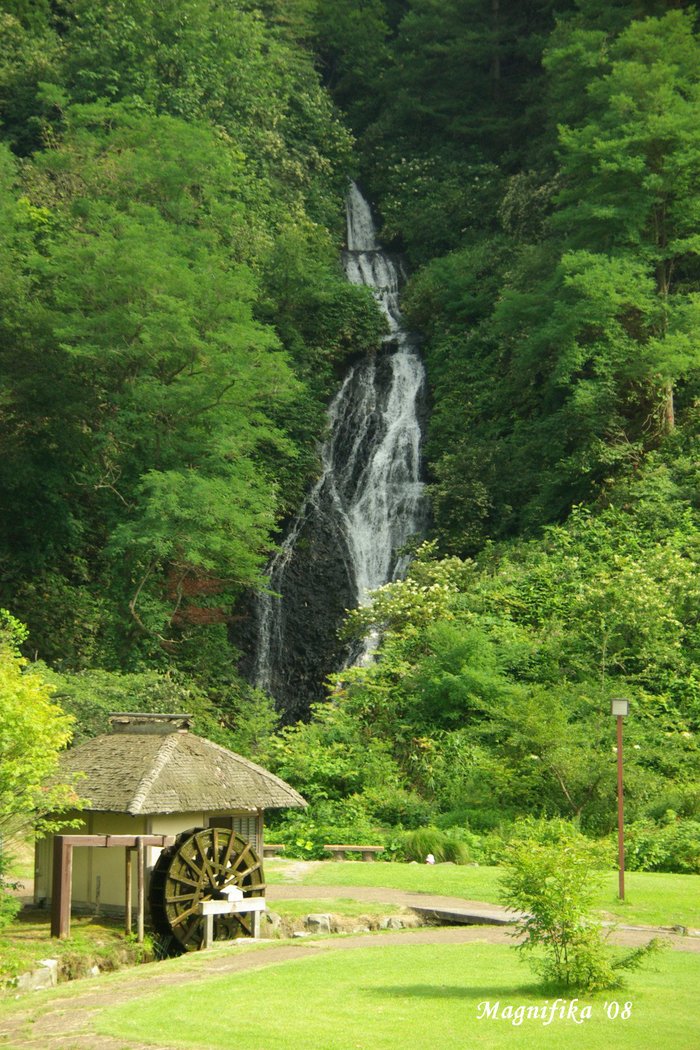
top-left (253, 183), bottom-right (427, 715)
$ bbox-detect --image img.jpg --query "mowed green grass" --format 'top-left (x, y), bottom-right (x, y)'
top-left (96, 942), bottom-right (699, 1050)
top-left (270, 898), bottom-right (403, 919)
top-left (267, 861), bottom-right (700, 929)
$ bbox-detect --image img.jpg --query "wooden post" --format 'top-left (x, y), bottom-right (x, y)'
top-left (50, 837), bottom-right (73, 939)
top-left (136, 837), bottom-right (146, 944)
top-left (203, 913), bottom-right (214, 950)
top-left (46, 834), bottom-right (173, 940)
top-left (617, 715), bottom-right (625, 901)
top-left (125, 849), bottom-right (133, 936)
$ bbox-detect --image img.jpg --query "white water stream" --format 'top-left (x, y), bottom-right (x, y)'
top-left (254, 183), bottom-right (427, 695)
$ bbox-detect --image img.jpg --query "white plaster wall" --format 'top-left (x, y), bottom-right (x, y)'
top-left (36, 809), bottom-right (263, 912)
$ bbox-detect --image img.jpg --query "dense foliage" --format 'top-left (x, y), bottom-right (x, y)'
top-left (1, 1), bottom-right (698, 871)
top-left (268, 451), bottom-right (700, 859)
top-left (258, 1), bottom-right (700, 869)
top-left (0, 0), bottom-right (384, 680)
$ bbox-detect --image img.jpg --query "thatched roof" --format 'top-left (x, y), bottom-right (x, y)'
top-left (59, 713), bottom-right (306, 815)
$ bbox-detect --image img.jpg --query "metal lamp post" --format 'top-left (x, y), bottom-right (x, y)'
top-left (611, 697), bottom-right (630, 900)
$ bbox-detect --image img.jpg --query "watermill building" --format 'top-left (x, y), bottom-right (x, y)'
top-left (34, 713), bottom-right (306, 916)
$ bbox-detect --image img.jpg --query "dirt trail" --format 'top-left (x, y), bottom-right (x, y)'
top-left (269, 882), bottom-right (516, 917)
top-left (267, 883), bottom-right (699, 939)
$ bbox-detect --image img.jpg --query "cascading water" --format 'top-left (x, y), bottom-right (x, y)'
top-left (253, 183), bottom-right (428, 718)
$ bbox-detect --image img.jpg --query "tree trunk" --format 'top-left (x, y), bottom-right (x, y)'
top-left (662, 380), bottom-right (675, 432)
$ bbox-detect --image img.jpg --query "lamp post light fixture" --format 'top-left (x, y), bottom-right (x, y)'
top-left (611, 698), bottom-right (630, 900)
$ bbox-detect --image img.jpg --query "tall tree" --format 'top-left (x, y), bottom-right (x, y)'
top-left (552, 9), bottom-right (700, 430)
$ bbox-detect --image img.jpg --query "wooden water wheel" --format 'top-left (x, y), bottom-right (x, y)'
top-left (149, 827), bottom-right (265, 951)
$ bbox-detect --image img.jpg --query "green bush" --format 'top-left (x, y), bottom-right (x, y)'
top-left (266, 801), bottom-right (386, 860)
top-left (500, 819), bottom-right (662, 993)
top-left (626, 815), bottom-right (700, 874)
top-left (402, 827), bottom-right (448, 863)
top-left (401, 826), bottom-right (474, 865)
top-left (359, 784), bottom-right (436, 829)
top-left (442, 825), bottom-right (489, 862)
top-left (443, 838), bottom-right (472, 865)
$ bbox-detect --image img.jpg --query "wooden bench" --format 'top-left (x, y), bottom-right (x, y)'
top-left (263, 843), bottom-right (286, 859)
top-left (323, 844), bottom-right (384, 862)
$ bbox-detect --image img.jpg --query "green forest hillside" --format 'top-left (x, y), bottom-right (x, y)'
top-left (1, 0), bottom-right (698, 871)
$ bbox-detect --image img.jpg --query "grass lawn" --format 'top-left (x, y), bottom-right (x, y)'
top-left (270, 898), bottom-right (403, 920)
top-left (267, 861), bottom-right (700, 929)
top-left (95, 942), bottom-right (699, 1050)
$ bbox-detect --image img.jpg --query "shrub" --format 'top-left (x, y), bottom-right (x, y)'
top-left (500, 819), bottom-right (662, 993)
top-left (0, 853), bottom-right (20, 933)
top-left (402, 827), bottom-right (448, 863)
top-left (266, 800), bottom-right (386, 859)
top-left (626, 815), bottom-right (700, 874)
top-left (441, 824), bottom-right (488, 863)
top-left (359, 785), bottom-right (436, 829)
top-left (443, 837), bottom-right (472, 865)
top-left (401, 826), bottom-right (474, 864)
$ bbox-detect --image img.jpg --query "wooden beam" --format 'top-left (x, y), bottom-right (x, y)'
top-left (54, 834), bottom-right (175, 848)
top-left (49, 833), bottom-right (174, 939)
top-left (50, 837), bottom-right (73, 939)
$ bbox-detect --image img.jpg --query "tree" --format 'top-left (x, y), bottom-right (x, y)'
top-left (57, 0), bottom-right (352, 227)
top-left (500, 819), bottom-right (661, 991)
top-left (0, 0), bottom-right (377, 676)
top-left (407, 9), bottom-right (700, 551)
top-left (4, 107), bottom-right (301, 652)
top-left (0, 9), bottom-right (62, 155)
top-left (0, 612), bottom-right (78, 840)
top-left (0, 612), bottom-right (79, 928)
top-left (552, 10), bottom-right (700, 430)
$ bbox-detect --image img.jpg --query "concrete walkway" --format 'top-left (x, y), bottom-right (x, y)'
top-left (267, 882), bottom-right (700, 940)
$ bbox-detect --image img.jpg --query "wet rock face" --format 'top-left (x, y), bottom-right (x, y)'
top-left (259, 502), bottom-right (358, 722)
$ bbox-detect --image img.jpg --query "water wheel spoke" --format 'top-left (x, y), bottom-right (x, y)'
top-left (219, 831), bottom-right (237, 872)
top-left (236, 913), bottom-right (253, 936)
top-left (181, 853), bottom-right (207, 882)
top-left (170, 901), bottom-right (202, 927)
top-left (231, 844), bottom-right (253, 874)
top-left (234, 861), bottom-right (261, 883)
top-left (180, 917), bottom-right (203, 947)
top-left (167, 872), bottom-right (200, 891)
top-left (193, 832), bottom-right (219, 885)
top-left (220, 873), bottom-right (266, 897)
